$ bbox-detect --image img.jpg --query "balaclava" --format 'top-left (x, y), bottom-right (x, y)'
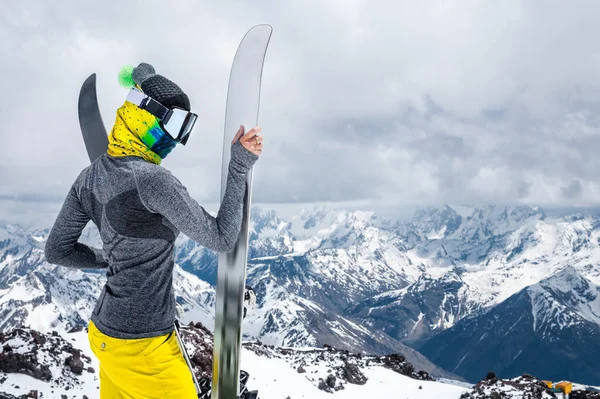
top-left (106, 63), bottom-right (191, 164)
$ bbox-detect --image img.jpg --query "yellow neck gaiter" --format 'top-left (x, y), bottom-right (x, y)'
top-left (107, 102), bottom-right (177, 165)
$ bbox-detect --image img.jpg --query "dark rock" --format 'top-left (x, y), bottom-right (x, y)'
top-left (30, 331), bottom-right (45, 346)
top-left (486, 371), bottom-right (496, 380)
top-left (341, 362), bottom-right (367, 385)
top-left (297, 365), bottom-right (306, 373)
top-left (326, 374), bottom-right (336, 388)
top-left (461, 374), bottom-right (557, 399)
top-left (2, 345), bottom-right (12, 353)
top-left (417, 370), bottom-right (430, 380)
top-left (381, 354), bottom-right (415, 378)
top-left (67, 325), bottom-right (84, 333)
top-left (87, 366), bottom-right (95, 373)
top-left (0, 393), bottom-right (28, 399)
top-left (65, 355), bottom-right (84, 375)
top-left (317, 379), bottom-right (332, 393)
top-left (190, 350), bottom-right (212, 378)
top-left (0, 352), bottom-right (52, 381)
top-left (569, 390), bottom-right (600, 399)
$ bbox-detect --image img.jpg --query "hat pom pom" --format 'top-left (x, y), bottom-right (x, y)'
top-left (118, 65), bottom-right (135, 88)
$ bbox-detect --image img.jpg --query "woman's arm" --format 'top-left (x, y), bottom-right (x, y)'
top-left (44, 184), bottom-right (108, 269)
top-left (136, 141), bottom-right (258, 252)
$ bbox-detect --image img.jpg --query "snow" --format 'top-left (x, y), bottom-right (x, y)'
top-left (241, 347), bottom-right (468, 399)
top-left (454, 352), bottom-right (469, 372)
top-left (512, 349), bottom-right (523, 361)
top-left (410, 312), bottom-right (425, 335)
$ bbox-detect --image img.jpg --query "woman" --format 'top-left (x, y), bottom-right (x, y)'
top-left (44, 63), bottom-right (263, 398)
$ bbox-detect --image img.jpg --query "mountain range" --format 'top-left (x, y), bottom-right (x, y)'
top-left (1, 203), bottom-right (600, 384)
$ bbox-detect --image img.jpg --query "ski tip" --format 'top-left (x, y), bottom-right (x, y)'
top-left (80, 74), bottom-right (97, 99)
top-left (79, 74), bottom-right (98, 106)
top-left (83, 73), bottom-right (97, 86)
top-left (252, 23), bottom-right (273, 30)
top-left (244, 24), bottom-right (273, 38)
top-left (247, 24), bottom-right (273, 36)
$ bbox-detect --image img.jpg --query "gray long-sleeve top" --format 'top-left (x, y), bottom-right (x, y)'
top-left (44, 142), bottom-right (257, 339)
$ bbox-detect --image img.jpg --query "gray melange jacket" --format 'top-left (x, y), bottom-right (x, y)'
top-left (44, 142), bottom-right (257, 339)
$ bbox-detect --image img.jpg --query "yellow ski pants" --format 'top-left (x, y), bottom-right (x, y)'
top-left (88, 320), bottom-right (197, 398)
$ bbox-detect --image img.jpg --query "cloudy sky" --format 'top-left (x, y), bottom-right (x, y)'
top-left (2, 0), bottom-right (600, 225)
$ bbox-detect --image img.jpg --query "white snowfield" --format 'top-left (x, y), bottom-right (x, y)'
top-left (243, 349), bottom-right (467, 399)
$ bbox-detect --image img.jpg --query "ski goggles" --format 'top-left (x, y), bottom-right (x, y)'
top-left (126, 88), bottom-right (198, 145)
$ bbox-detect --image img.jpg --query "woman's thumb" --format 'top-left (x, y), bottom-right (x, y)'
top-left (231, 125), bottom-right (244, 144)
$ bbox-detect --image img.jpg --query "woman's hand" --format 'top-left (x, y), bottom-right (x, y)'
top-left (232, 125), bottom-right (263, 157)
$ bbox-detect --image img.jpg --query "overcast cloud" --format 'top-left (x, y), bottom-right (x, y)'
top-left (2, 0), bottom-right (600, 224)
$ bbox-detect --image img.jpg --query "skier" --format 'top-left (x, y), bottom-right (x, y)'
top-left (44, 62), bottom-right (263, 398)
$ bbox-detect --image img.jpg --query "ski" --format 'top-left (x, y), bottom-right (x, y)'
top-left (212, 24), bottom-right (272, 399)
top-left (78, 73), bottom-right (108, 163)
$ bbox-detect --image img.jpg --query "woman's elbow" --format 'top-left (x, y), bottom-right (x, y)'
top-left (44, 245), bottom-right (60, 264)
top-left (44, 240), bottom-right (67, 266)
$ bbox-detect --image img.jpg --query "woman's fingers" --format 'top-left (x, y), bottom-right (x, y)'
top-left (231, 125), bottom-right (245, 144)
top-left (241, 127), bottom-right (262, 141)
top-left (238, 126), bottom-right (264, 156)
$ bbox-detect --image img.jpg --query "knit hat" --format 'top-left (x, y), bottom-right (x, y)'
top-left (118, 63), bottom-right (191, 111)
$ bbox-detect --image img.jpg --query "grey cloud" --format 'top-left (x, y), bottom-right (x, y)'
top-left (2, 0), bottom-right (600, 214)
top-left (561, 179), bottom-right (583, 200)
top-left (516, 181), bottom-right (532, 199)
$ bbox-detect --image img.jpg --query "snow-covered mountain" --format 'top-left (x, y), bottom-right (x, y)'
top-left (419, 266), bottom-right (600, 386)
top-left (240, 204), bottom-right (600, 384)
top-left (3, 202), bottom-right (600, 385)
top-left (344, 269), bottom-right (469, 344)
